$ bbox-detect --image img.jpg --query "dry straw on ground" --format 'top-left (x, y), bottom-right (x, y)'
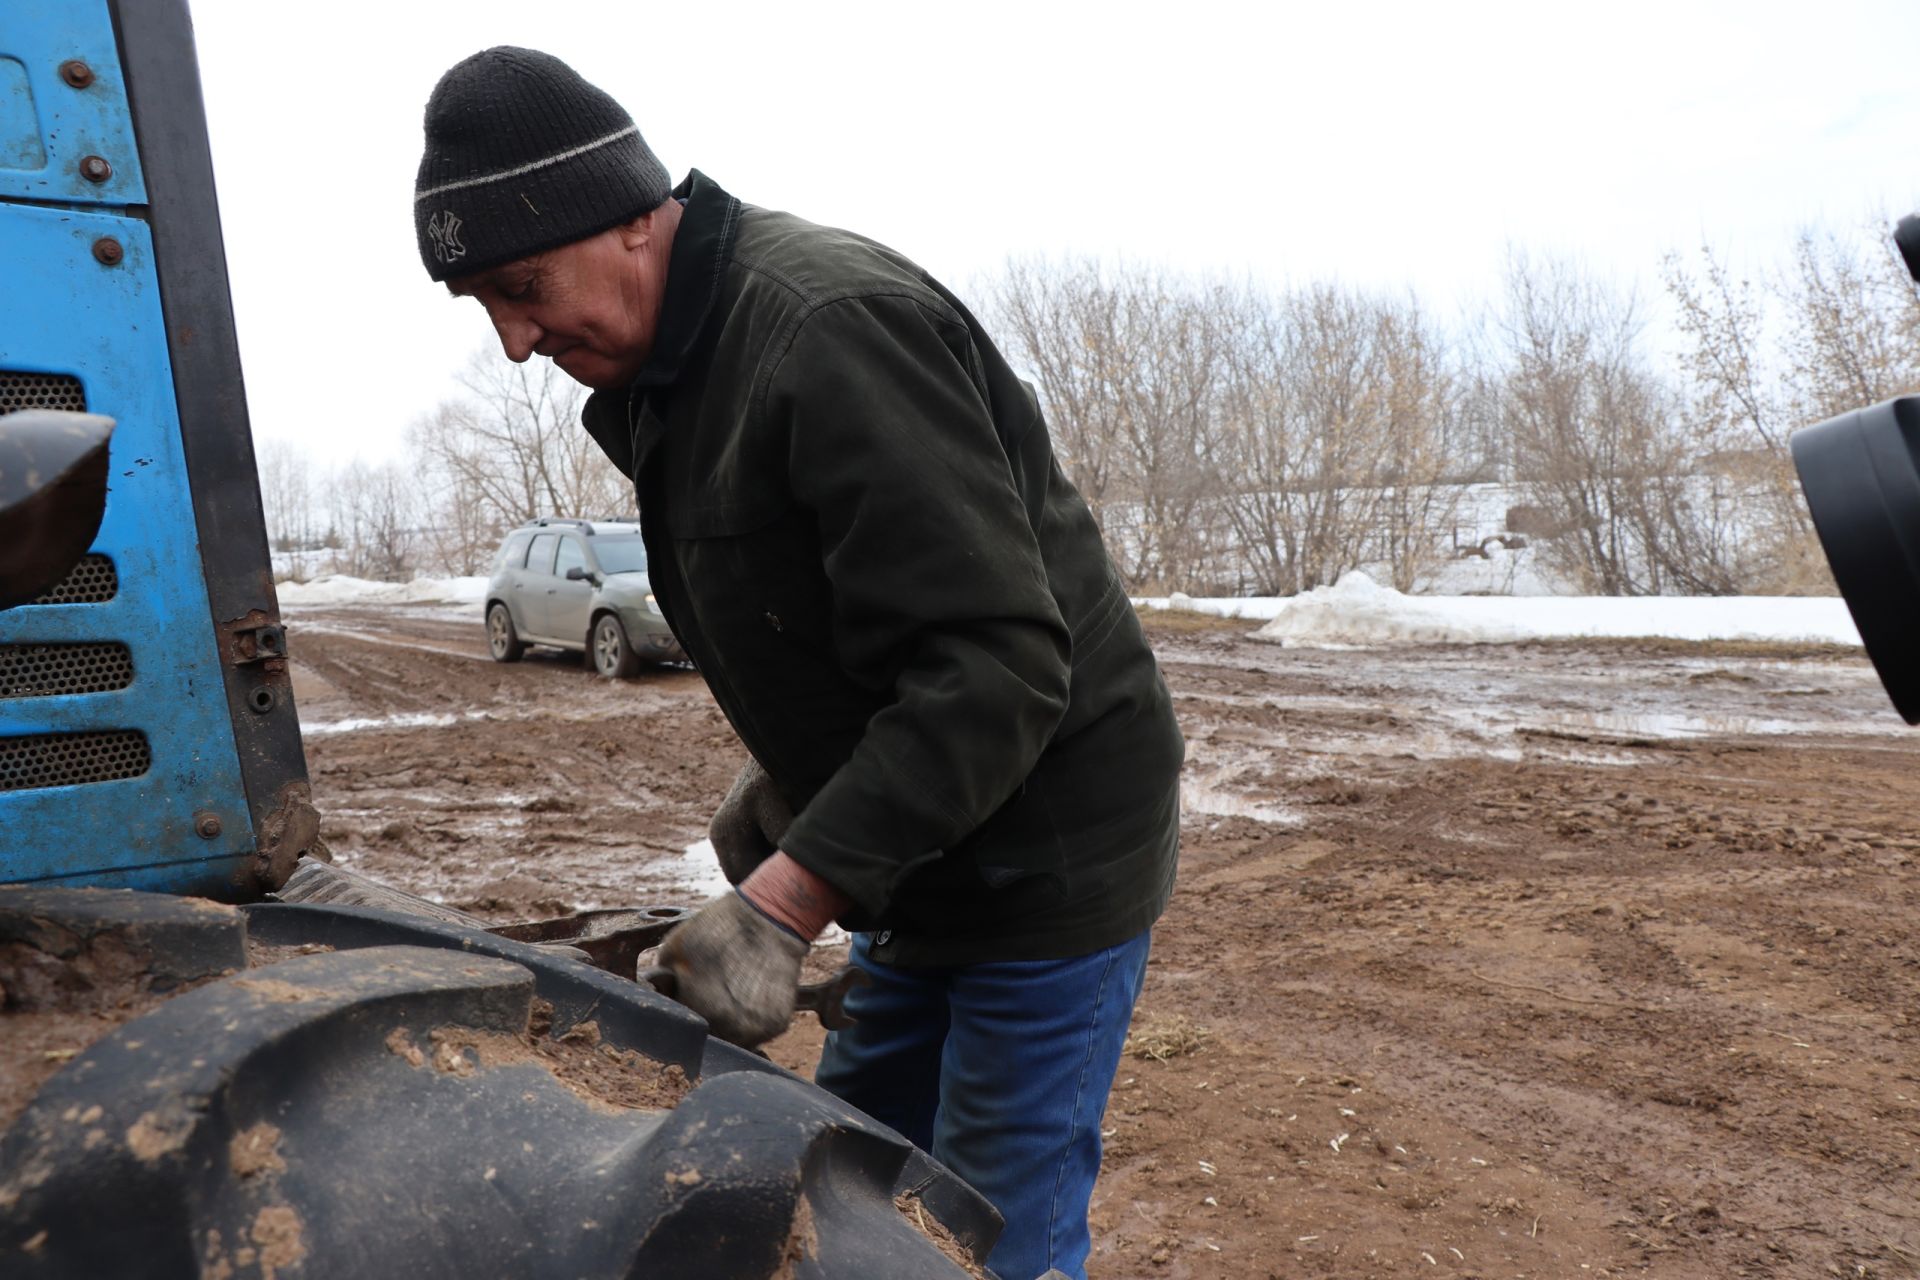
top-left (1123, 1014), bottom-right (1209, 1062)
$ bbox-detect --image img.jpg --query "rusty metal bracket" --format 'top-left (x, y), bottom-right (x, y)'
top-left (251, 780), bottom-right (321, 892)
top-left (489, 907), bottom-right (696, 980)
top-left (223, 616), bottom-right (286, 665)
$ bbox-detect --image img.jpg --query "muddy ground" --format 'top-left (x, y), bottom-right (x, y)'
top-left (287, 603), bottom-right (1920, 1280)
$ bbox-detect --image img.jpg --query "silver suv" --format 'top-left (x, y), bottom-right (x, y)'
top-left (484, 518), bottom-right (683, 676)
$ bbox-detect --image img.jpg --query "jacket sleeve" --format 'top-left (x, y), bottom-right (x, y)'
top-left (770, 294), bottom-right (1072, 914)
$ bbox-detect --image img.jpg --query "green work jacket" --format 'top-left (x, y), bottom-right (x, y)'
top-left (582, 172), bottom-right (1183, 966)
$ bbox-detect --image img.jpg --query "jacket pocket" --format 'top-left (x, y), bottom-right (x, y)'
top-left (665, 498), bottom-right (872, 787)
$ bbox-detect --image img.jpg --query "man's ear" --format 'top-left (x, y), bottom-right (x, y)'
top-left (618, 210), bottom-right (657, 251)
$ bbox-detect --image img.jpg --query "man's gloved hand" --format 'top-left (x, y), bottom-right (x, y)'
top-left (656, 891), bottom-right (807, 1047)
top-left (656, 852), bottom-right (850, 1049)
top-left (708, 758), bottom-right (793, 886)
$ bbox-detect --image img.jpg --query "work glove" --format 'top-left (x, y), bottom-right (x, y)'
top-left (708, 758), bottom-right (793, 885)
top-left (657, 852), bottom-right (850, 1049)
top-left (656, 891), bottom-right (807, 1048)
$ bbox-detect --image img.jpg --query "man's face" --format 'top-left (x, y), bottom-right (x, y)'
top-left (447, 217), bottom-right (665, 391)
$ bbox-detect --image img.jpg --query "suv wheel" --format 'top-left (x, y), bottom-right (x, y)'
top-left (593, 613), bottom-right (642, 678)
top-left (487, 602), bottom-right (526, 662)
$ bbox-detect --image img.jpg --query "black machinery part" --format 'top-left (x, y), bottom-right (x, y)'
top-left (1790, 395), bottom-right (1920, 724)
top-left (0, 411), bottom-right (114, 611)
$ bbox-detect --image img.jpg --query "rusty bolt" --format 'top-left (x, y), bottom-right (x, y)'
top-left (59, 60), bottom-right (95, 89)
top-left (92, 237), bottom-right (122, 266)
top-left (79, 155), bottom-right (112, 183)
top-left (194, 811), bottom-right (223, 839)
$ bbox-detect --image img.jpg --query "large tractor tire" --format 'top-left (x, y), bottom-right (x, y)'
top-left (0, 887), bottom-right (997, 1278)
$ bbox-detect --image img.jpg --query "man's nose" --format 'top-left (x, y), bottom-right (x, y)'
top-left (489, 309), bottom-right (541, 364)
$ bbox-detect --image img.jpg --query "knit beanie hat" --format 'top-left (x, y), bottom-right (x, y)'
top-left (414, 47), bottom-right (671, 281)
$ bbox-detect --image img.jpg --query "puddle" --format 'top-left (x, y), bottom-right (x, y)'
top-left (299, 709), bottom-right (524, 737)
top-left (1526, 710), bottom-right (1900, 739)
top-left (670, 838), bottom-right (731, 899)
top-left (1168, 640), bottom-right (1905, 772)
top-left (1181, 781), bottom-right (1299, 826)
top-left (302, 712), bottom-right (467, 736)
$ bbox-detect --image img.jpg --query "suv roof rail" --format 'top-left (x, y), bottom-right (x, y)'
top-left (521, 516), bottom-right (641, 535)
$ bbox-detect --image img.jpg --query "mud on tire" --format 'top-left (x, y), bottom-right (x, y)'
top-left (487, 601), bottom-right (526, 663)
top-left (0, 887), bottom-right (997, 1278)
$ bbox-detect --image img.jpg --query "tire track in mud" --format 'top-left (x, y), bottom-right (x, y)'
top-left (288, 607), bottom-right (741, 917)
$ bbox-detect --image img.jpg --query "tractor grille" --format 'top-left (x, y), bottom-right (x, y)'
top-left (0, 372), bottom-right (141, 788)
top-left (27, 554), bottom-right (119, 604)
top-left (0, 643), bottom-right (135, 699)
top-left (0, 730), bottom-right (151, 792)
top-left (0, 370), bottom-right (87, 415)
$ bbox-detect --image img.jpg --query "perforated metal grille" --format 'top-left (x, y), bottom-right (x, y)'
top-left (0, 730), bottom-right (150, 792)
top-left (0, 643), bottom-right (135, 699)
top-left (27, 554), bottom-right (119, 605)
top-left (0, 370), bottom-right (87, 415)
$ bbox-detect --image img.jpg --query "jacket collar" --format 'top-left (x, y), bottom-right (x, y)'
top-left (629, 169), bottom-right (741, 391)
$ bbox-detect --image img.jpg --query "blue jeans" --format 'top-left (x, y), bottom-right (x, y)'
top-left (814, 930), bottom-right (1152, 1280)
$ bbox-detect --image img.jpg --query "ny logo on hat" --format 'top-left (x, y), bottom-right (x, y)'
top-left (427, 210), bottom-right (467, 264)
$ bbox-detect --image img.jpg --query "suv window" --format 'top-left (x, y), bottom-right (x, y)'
top-left (494, 531), bottom-right (532, 571)
top-left (555, 536), bottom-right (587, 579)
top-left (525, 533), bottom-right (559, 575)
top-left (593, 537), bottom-right (648, 575)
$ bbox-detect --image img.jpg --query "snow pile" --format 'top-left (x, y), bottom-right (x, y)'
top-left (1242, 572), bottom-right (1860, 648)
top-left (1136, 594), bottom-right (1286, 620)
top-left (277, 574), bottom-right (488, 606)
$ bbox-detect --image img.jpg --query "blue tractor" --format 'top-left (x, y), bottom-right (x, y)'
top-left (0, 6), bottom-right (999, 1276)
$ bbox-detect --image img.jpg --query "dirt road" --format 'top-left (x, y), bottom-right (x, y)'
top-left (289, 603), bottom-right (1920, 1279)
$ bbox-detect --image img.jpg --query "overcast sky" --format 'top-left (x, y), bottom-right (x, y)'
top-left (183, 0), bottom-right (1920, 467)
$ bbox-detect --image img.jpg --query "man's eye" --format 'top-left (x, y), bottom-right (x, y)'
top-left (503, 280), bottom-right (535, 301)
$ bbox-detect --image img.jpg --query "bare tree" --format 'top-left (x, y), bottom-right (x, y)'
top-left (1213, 285), bottom-right (1462, 594)
top-left (411, 348), bottom-right (632, 535)
top-left (1368, 297), bottom-right (1468, 591)
top-left (1784, 227), bottom-right (1920, 419)
top-left (410, 443), bottom-right (502, 577)
top-left (1495, 253), bottom-right (1684, 594)
top-left (988, 258), bottom-right (1127, 529)
top-left (985, 260), bottom-right (1227, 591)
top-left (324, 459), bottom-right (417, 580)
top-left (256, 439), bottom-right (318, 556)
top-left (982, 225), bottom-right (1909, 601)
top-left (402, 348), bottom-right (635, 575)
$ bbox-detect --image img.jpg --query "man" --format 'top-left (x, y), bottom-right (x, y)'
top-left (416, 47), bottom-right (1183, 1280)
